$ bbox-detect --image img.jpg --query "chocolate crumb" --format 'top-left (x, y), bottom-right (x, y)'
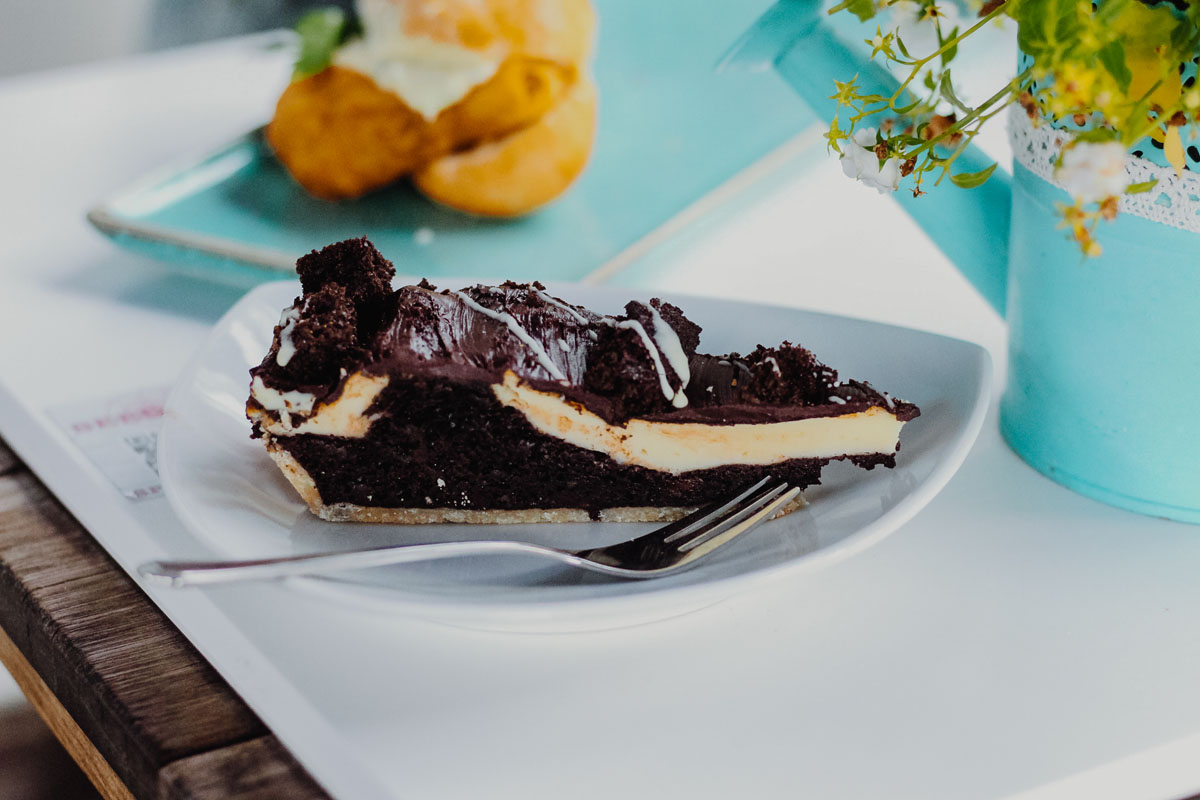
top-left (276, 284), bottom-right (364, 386)
top-left (296, 237), bottom-right (394, 315)
top-left (650, 299), bottom-right (701, 355)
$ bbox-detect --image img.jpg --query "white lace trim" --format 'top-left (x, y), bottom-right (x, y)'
top-left (1008, 106), bottom-right (1200, 234)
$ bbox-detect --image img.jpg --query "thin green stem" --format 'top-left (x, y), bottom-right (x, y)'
top-left (890, 2), bottom-right (1013, 103)
top-left (903, 66), bottom-right (1034, 160)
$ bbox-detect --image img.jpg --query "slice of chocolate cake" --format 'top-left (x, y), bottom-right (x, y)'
top-left (246, 238), bottom-right (919, 523)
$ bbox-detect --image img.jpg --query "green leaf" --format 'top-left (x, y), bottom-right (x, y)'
top-left (939, 71), bottom-right (970, 112)
top-left (1097, 40), bottom-right (1132, 93)
top-left (1170, 19), bottom-right (1200, 55)
top-left (1015, 0), bottom-right (1085, 62)
top-left (828, 0), bottom-right (877, 22)
top-left (941, 27), bottom-right (959, 66)
top-left (1125, 179), bottom-right (1159, 194)
top-left (293, 7), bottom-right (353, 80)
top-left (950, 162), bottom-right (999, 188)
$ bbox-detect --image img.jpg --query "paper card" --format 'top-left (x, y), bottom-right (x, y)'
top-left (47, 387), bottom-right (169, 501)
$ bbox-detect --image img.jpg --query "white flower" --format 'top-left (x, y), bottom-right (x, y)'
top-left (1055, 140), bottom-right (1128, 203)
top-left (840, 127), bottom-right (900, 194)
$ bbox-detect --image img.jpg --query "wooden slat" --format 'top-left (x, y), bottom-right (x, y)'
top-left (0, 464), bottom-right (329, 800)
top-left (158, 738), bottom-right (328, 800)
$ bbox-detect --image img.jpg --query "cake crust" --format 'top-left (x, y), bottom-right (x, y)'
top-left (314, 502), bottom-right (806, 525)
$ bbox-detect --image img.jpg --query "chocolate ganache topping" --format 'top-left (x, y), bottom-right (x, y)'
top-left (248, 238), bottom-right (918, 435)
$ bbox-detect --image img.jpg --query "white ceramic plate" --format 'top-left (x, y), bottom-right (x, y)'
top-left (159, 280), bottom-right (991, 632)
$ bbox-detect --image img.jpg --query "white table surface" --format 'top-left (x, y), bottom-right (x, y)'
top-left (2, 33), bottom-right (1200, 800)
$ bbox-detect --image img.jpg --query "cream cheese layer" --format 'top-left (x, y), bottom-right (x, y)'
top-left (252, 373), bottom-right (389, 437)
top-left (254, 369), bottom-right (907, 474)
top-left (491, 372), bottom-right (906, 474)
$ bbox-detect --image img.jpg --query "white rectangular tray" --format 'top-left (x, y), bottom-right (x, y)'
top-left (5, 268), bottom-right (1200, 799)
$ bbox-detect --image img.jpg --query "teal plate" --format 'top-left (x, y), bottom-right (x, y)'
top-left (87, 1), bottom-right (818, 287)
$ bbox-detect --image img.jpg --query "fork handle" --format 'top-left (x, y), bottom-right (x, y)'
top-left (139, 540), bottom-right (561, 588)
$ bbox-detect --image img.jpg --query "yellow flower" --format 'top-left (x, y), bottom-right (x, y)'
top-left (830, 76), bottom-right (861, 106)
top-left (1056, 62), bottom-right (1098, 109)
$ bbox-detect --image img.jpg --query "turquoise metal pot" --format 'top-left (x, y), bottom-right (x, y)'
top-left (725, 1), bottom-right (1200, 522)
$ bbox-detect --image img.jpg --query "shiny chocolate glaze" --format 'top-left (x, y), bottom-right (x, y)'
top-left (248, 238), bottom-right (919, 434)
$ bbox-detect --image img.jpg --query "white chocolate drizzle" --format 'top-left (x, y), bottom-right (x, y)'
top-left (275, 306), bottom-right (301, 367)
top-left (449, 290), bottom-right (567, 381)
top-left (613, 319), bottom-right (689, 409)
top-left (534, 289), bottom-right (590, 324)
top-left (640, 302), bottom-right (691, 389)
top-left (598, 302), bottom-right (691, 409)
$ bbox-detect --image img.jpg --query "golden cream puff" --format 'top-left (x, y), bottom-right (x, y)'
top-left (267, 0), bottom-right (597, 215)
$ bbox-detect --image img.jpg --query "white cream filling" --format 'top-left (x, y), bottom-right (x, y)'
top-left (333, 0), bottom-right (501, 119)
top-left (250, 376), bottom-right (316, 428)
top-left (491, 372), bottom-right (905, 474)
top-left (252, 373), bottom-right (389, 437)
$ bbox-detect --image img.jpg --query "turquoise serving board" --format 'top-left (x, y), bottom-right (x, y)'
top-left (89, 1), bottom-right (817, 286)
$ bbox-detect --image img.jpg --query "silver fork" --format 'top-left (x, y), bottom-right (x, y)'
top-left (140, 478), bottom-right (800, 586)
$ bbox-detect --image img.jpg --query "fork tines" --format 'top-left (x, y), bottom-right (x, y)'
top-left (662, 477), bottom-right (798, 552)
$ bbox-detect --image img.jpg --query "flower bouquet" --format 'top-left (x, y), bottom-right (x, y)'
top-left (828, 0), bottom-right (1200, 253)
